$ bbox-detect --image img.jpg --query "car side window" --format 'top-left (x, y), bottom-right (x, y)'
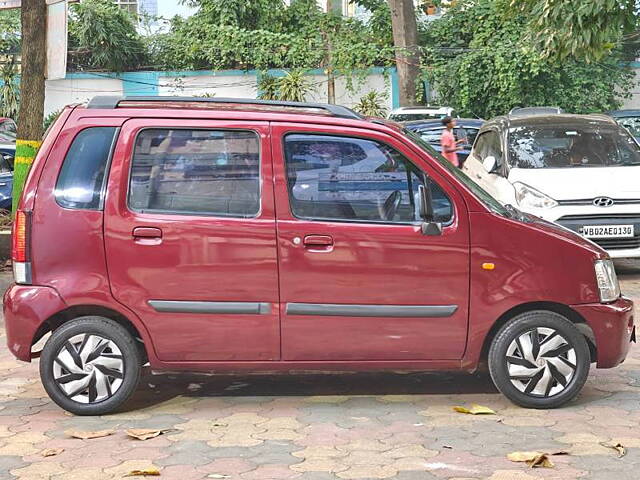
top-left (55, 127), bottom-right (117, 210)
top-left (487, 131), bottom-right (504, 167)
top-left (473, 132), bottom-right (490, 159)
top-left (128, 129), bottom-right (260, 217)
top-left (284, 134), bottom-right (452, 224)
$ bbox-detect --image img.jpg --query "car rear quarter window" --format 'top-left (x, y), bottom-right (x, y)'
top-left (54, 127), bottom-right (117, 210)
top-left (128, 129), bottom-right (260, 217)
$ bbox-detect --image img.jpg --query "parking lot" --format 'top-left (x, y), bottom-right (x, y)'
top-left (0, 264), bottom-right (637, 480)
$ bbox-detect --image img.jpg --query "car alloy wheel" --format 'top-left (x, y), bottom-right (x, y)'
top-left (53, 333), bottom-right (125, 404)
top-left (506, 327), bottom-right (577, 397)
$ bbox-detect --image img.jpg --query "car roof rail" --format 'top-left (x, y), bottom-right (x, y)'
top-left (509, 106), bottom-right (564, 116)
top-left (86, 96), bottom-right (363, 120)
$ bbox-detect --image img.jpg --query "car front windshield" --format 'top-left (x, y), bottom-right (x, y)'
top-left (402, 128), bottom-right (510, 217)
top-left (616, 116), bottom-right (640, 138)
top-left (508, 124), bottom-right (640, 168)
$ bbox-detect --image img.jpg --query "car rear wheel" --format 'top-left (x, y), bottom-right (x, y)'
top-left (40, 316), bottom-right (141, 415)
top-left (488, 310), bottom-right (590, 409)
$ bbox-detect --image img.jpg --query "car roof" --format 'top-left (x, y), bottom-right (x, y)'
top-left (608, 109), bottom-right (640, 117)
top-left (482, 113), bottom-right (617, 131)
top-left (390, 106), bottom-right (452, 113)
top-left (403, 118), bottom-right (484, 129)
top-left (77, 96), bottom-right (406, 136)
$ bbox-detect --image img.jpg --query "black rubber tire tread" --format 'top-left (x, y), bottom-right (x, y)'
top-left (488, 310), bottom-right (590, 409)
top-left (40, 316), bottom-right (141, 416)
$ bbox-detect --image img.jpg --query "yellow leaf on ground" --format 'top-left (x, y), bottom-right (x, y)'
top-left (600, 442), bottom-right (626, 458)
top-left (453, 404), bottom-right (496, 415)
top-left (126, 429), bottom-right (174, 441)
top-left (66, 429), bottom-right (115, 440)
top-left (507, 451), bottom-right (555, 468)
top-left (41, 448), bottom-right (64, 457)
top-left (123, 469), bottom-right (161, 477)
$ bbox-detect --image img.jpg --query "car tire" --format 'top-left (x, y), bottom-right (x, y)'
top-left (40, 316), bottom-right (141, 416)
top-left (488, 310), bottom-right (590, 409)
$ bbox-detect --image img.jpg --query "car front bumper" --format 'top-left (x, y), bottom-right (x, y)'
top-left (572, 296), bottom-right (635, 368)
top-left (525, 203), bottom-right (640, 258)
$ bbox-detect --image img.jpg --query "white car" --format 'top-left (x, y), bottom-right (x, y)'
top-left (388, 106), bottom-right (456, 122)
top-left (463, 113), bottom-right (640, 258)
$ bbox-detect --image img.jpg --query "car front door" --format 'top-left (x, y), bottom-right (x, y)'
top-left (104, 119), bottom-right (280, 362)
top-left (272, 123), bottom-right (470, 361)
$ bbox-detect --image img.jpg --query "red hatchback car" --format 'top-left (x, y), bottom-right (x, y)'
top-left (4, 97), bottom-right (635, 415)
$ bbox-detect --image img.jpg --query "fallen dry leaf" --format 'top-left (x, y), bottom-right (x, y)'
top-left (123, 469), bottom-right (161, 477)
top-left (600, 442), bottom-right (626, 458)
top-left (126, 428), bottom-right (175, 441)
top-left (41, 448), bottom-right (64, 457)
top-left (507, 451), bottom-right (558, 468)
top-left (453, 404), bottom-right (496, 415)
top-left (66, 429), bottom-right (115, 440)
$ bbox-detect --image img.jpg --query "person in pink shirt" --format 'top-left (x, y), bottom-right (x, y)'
top-left (440, 116), bottom-right (464, 168)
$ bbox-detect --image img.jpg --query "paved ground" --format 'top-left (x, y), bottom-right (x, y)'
top-left (0, 264), bottom-right (638, 480)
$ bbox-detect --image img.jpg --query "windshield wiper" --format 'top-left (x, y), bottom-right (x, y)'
top-left (504, 204), bottom-right (531, 222)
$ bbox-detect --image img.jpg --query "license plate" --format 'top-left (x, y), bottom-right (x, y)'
top-left (581, 225), bottom-right (635, 238)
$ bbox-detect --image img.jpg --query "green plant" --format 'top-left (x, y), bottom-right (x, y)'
top-left (257, 73), bottom-right (280, 100)
top-left (422, 0), bottom-right (634, 118)
top-left (353, 91), bottom-right (388, 117)
top-left (0, 56), bottom-right (19, 120)
top-left (43, 109), bottom-right (62, 131)
top-left (68, 0), bottom-right (147, 71)
top-left (275, 70), bottom-right (312, 102)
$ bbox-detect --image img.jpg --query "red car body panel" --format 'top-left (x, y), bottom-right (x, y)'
top-left (4, 103), bottom-right (634, 377)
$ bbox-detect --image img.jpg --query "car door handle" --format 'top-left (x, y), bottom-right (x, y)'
top-left (303, 235), bottom-right (334, 251)
top-left (132, 227), bottom-right (162, 245)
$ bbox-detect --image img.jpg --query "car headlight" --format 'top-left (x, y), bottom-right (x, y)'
top-left (594, 259), bottom-right (620, 303)
top-left (513, 182), bottom-right (558, 209)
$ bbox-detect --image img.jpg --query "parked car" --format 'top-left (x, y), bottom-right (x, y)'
top-left (608, 109), bottom-right (640, 143)
top-left (5, 97), bottom-right (634, 415)
top-left (388, 106), bottom-right (456, 122)
top-left (463, 112), bottom-right (640, 258)
top-left (0, 143), bottom-right (14, 210)
top-left (404, 118), bottom-right (483, 164)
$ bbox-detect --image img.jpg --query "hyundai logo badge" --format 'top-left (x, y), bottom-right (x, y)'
top-left (593, 197), bottom-right (614, 207)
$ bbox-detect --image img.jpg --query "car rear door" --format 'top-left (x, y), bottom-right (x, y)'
top-left (104, 119), bottom-right (280, 362)
top-left (271, 123), bottom-right (470, 361)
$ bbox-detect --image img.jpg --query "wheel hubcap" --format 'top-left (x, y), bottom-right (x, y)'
top-left (506, 327), bottom-right (577, 397)
top-left (53, 334), bottom-right (124, 404)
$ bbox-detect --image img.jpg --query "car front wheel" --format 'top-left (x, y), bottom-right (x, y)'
top-left (488, 310), bottom-right (590, 409)
top-left (40, 316), bottom-right (141, 415)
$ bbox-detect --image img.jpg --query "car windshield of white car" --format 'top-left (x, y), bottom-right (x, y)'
top-left (507, 125), bottom-right (640, 168)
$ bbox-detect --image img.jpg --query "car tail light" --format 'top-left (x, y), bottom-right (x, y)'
top-left (12, 210), bottom-right (32, 284)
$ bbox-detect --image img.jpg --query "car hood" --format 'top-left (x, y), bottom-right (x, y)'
top-left (508, 166), bottom-right (640, 200)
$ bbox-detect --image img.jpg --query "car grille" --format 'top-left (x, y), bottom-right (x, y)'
top-left (557, 199), bottom-right (640, 206)
top-left (557, 214), bottom-right (640, 251)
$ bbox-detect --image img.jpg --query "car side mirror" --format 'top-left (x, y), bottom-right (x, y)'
top-left (418, 183), bottom-right (442, 236)
top-left (482, 155), bottom-right (497, 173)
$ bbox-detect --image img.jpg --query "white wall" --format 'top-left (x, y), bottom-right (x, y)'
top-left (45, 77), bottom-right (124, 115)
top-left (44, 70), bottom-right (392, 115)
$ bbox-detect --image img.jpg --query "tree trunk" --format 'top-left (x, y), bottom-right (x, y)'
top-left (13, 0), bottom-right (46, 214)
top-left (388, 0), bottom-right (421, 106)
top-left (326, 0), bottom-right (338, 104)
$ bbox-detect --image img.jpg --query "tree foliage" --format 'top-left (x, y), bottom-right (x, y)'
top-left (0, 10), bottom-right (20, 55)
top-left (513, 0), bottom-right (639, 62)
top-left (423, 0), bottom-right (635, 118)
top-left (68, 0), bottom-right (147, 72)
top-left (151, 0), bottom-right (394, 83)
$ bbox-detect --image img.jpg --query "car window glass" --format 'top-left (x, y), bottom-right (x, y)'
top-left (617, 116), bottom-right (640, 138)
top-left (55, 127), bottom-right (117, 210)
top-left (0, 151), bottom-right (13, 173)
top-left (508, 125), bottom-right (640, 168)
top-left (487, 131), bottom-right (503, 166)
top-left (284, 134), bottom-right (452, 224)
top-left (129, 129), bottom-right (260, 217)
top-left (418, 128), bottom-right (443, 145)
top-left (473, 132), bottom-right (490, 159)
